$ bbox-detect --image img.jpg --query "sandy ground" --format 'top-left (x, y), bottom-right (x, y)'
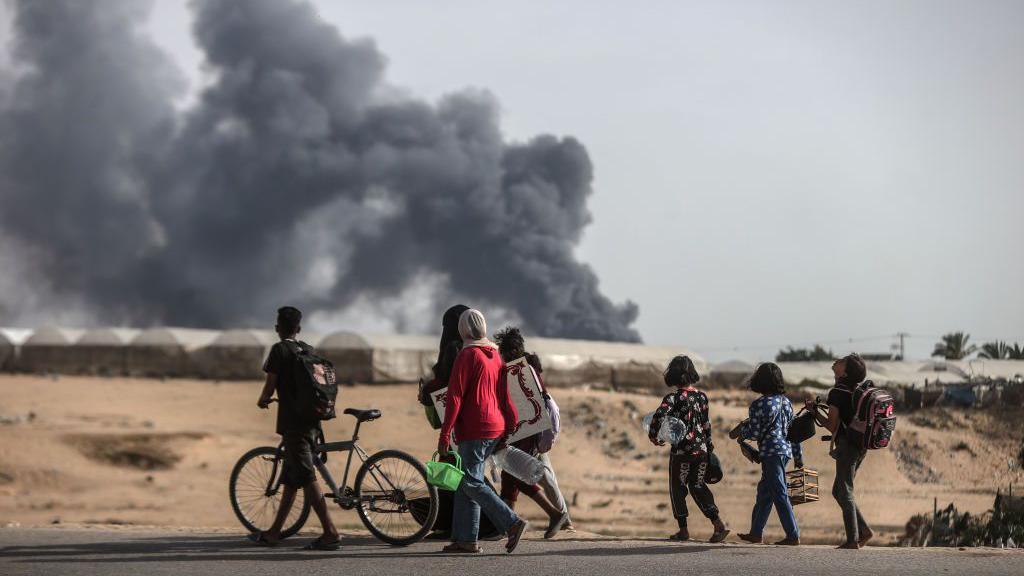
top-left (1, 375), bottom-right (1021, 544)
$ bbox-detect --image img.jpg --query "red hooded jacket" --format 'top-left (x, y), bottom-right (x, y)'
top-left (440, 345), bottom-right (518, 443)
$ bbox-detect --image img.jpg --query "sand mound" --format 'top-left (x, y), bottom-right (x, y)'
top-left (65, 432), bottom-right (207, 471)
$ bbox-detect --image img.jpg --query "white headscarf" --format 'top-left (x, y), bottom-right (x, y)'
top-left (458, 308), bottom-right (496, 349)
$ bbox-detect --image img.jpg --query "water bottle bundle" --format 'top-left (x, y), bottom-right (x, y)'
top-left (641, 412), bottom-right (688, 446)
top-left (491, 445), bottom-right (546, 485)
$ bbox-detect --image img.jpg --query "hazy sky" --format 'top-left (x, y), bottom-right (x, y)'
top-left (103, 1), bottom-right (1024, 360)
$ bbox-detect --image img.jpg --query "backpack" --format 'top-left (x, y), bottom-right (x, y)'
top-left (284, 341), bottom-right (338, 421)
top-left (845, 380), bottom-right (896, 450)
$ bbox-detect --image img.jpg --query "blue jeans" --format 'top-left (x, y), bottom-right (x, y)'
top-left (453, 438), bottom-right (520, 543)
top-left (750, 455), bottom-right (800, 539)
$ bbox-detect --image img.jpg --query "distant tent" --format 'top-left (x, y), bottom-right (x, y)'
top-left (17, 327), bottom-right (84, 374)
top-left (0, 330), bottom-right (13, 371)
top-left (712, 360), bottom-right (755, 374)
top-left (126, 328), bottom-right (219, 378)
top-left (364, 334), bottom-right (436, 383)
top-left (709, 359), bottom-right (755, 388)
top-left (917, 360), bottom-right (970, 379)
top-left (319, 332), bottom-right (373, 384)
top-left (66, 328), bottom-right (139, 376)
top-left (965, 359), bottom-right (1024, 381)
top-left (530, 338), bottom-right (704, 392)
top-left (190, 330), bottom-right (276, 380)
top-left (319, 332), bottom-right (435, 384)
top-left (775, 360), bottom-right (980, 390)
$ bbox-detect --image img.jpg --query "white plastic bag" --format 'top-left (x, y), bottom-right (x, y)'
top-left (537, 395), bottom-right (560, 453)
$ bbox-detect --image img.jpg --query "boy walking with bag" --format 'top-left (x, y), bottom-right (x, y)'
top-left (250, 306), bottom-right (341, 550)
top-left (810, 353), bottom-right (874, 549)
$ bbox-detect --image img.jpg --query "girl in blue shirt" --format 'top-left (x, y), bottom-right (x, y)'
top-left (732, 362), bottom-right (801, 546)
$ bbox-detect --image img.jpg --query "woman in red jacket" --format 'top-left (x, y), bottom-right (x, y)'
top-left (438, 309), bottom-right (529, 554)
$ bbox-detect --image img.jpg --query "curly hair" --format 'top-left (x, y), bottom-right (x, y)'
top-left (494, 326), bottom-right (527, 363)
top-left (749, 362), bottom-right (786, 395)
top-left (664, 355), bottom-right (701, 387)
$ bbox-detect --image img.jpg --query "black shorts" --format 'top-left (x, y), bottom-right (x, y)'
top-left (280, 428), bottom-right (319, 488)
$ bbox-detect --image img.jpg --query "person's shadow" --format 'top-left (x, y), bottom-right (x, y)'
top-left (2, 534), bottom-right (382, 563)
top-left (1, 534), bottom-right (718, 564)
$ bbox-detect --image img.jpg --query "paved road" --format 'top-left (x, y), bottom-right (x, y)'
top-left (1, 528), bottom-right (1021, 576)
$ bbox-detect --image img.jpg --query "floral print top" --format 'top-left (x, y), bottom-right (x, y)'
top-left (650, 387), bottom-right (713, 456)
top-left (740, 394), bottom-right (802, 461)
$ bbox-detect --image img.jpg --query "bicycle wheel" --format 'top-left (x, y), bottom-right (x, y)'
top-left (229, 446), bottom-right (311, 538)
top-left (354, 449), bottom-right (438, 546)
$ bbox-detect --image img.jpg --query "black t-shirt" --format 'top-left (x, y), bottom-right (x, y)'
top-left (827, 384), bottom-right (856, 428)
top-left (264, 340), bottom-right (317, 435)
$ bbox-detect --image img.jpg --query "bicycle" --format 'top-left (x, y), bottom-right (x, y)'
top-left (229, 406), bottom-right (439, 546)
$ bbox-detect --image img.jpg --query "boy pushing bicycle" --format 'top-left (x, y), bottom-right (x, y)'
top-left (250, 306), bottom-right (341, 550)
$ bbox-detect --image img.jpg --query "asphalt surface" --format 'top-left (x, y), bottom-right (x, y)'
top-left (1, 527), bottom-right (1021, 576)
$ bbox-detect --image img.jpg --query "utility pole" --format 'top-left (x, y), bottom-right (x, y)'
top-left (895, 332), bottom-right (909, 360)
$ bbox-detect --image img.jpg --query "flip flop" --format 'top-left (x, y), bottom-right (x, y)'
top-left (247, 532), bottom-right (278, 547)
top-left (303, 537), bottom-right (342, 551)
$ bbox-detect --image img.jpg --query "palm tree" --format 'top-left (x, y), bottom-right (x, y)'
top-left (931, 332), bottom-right (977, 360)
top-left (978, 341), bottom-right (1010, 359)
top-left (1008, 343), bottom-right (1024, 360)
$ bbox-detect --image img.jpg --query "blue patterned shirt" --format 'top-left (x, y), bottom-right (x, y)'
top-left (740, 394), bottom-right (802, 461)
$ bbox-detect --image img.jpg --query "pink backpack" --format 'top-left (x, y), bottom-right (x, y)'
top-left (846, 381), bottom-right (896, 450)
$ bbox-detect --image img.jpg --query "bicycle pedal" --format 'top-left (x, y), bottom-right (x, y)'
top-left (336, 487), bottom-right (357, 510)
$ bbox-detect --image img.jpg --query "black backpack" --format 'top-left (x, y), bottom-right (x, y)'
top-left (283, 341), bottom-right (338, 421)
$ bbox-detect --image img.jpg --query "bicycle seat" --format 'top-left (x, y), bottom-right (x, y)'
top-left (344, 408), bottom-right (382, 422)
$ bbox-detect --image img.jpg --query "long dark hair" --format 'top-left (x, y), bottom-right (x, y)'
top-left (749, 362), bottom-right (786, 395)
top-left (664, 355), bottom-right (700, 388)
top-left (432, 304), bottom-right (469, 381)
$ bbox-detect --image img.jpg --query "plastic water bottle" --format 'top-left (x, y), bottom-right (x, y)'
top-left (492, 445), bottom-right (545, 484)
top-left (641, 412), bottom-right (656, 434)
top-left (660, 417), bottom-right (688, 445)
top-left (641, 412), bottom-right (688, 445)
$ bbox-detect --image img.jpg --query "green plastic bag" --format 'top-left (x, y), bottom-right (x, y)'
top-left (425, 451), bottom-right (464, 491)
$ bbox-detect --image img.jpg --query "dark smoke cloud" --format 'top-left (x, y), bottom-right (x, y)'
top-left (0, 0), bottom-right (640, 342)
top-left (0, 0), bottom-right (182, 323)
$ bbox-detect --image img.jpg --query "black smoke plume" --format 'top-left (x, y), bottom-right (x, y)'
top-left (0, 0), bottom-right (640, 342)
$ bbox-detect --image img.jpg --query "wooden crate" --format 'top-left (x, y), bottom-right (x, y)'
top-left (786, 467), bottom-right (819, 505)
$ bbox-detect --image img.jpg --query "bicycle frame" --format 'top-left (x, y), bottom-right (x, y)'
top-left (263, 417), bottom-right (410, 512)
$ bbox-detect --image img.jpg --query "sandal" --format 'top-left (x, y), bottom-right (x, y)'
top-left (247, 532), bottom-right (278, 547)
top-left (441, 542), bottom-right (482, 553)
top-left (506, 519), bottom-right (529, 553)
top-left (303, 536), bottom-right (342, 551)
top-left (544, 512), bottom-right (570, 539)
